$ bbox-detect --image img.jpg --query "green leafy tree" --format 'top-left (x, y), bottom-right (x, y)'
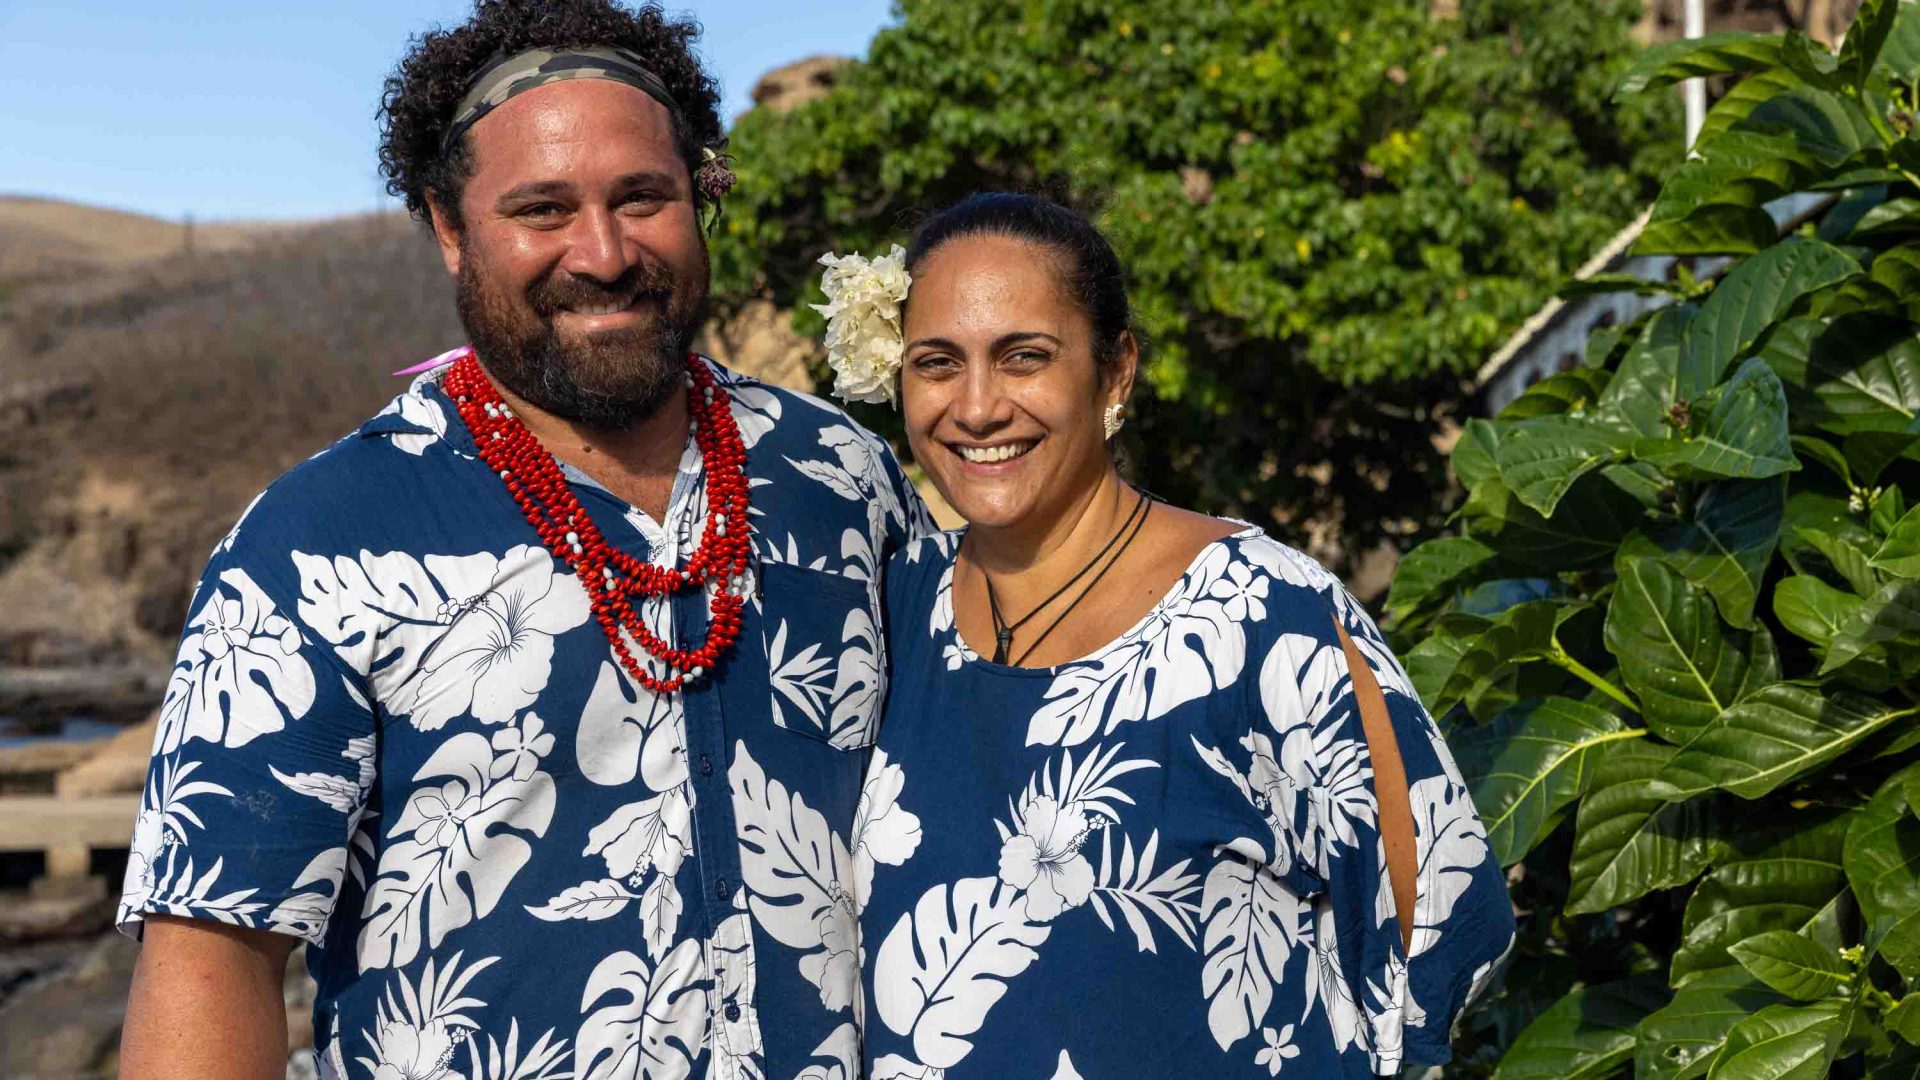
top-left (1390, 4), bottom-right (1920, 1074)
top-left (710, 0), bottom-right (1675, 570)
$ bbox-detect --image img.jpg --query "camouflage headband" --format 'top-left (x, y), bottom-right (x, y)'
top-left (442, 46), bottom-right (683, 156)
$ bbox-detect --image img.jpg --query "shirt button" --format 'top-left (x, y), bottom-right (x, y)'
top-left (724, 1002), bottom-right (742, 1022)
top-left (716, 877), bottom-right (729, 899)
top-left (698, 753), bottom-right (713, 776)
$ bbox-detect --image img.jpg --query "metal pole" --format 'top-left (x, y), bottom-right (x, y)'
top-left (1684, 0), bottom-right (1707, 151)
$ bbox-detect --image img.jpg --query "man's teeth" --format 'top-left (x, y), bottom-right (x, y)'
top-left (570, 298), bottom-right (633, 316)
top-left (958, 442), bottom-right (1035, 464)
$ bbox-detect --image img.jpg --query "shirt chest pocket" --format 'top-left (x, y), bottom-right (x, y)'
top-left (758, 559), bottom-right (885, 750)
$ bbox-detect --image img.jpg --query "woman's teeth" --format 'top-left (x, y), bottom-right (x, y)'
top-left (957, 442), bottom-right (1035, 464)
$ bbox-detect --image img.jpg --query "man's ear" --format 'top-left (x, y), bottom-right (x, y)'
top-left (427, 194), bottom-right (462, 278)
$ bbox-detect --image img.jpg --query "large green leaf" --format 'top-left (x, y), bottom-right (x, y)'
top-left (1499, 416), bottom-right (1636, 516)
top-left (1604, 303), bottom-right (1701, 439)
top-left (1498, 368), bottom-right (1614, 420)
top-left (1463, 474), bottom-right (1647, 573)
top-left (1845, 762), bottom-right (1920, 980)
top-left (1408, 628), bottom-right (1481, 709)
top-left (1636, 359), bottom-right (1800, 480)
top-left (1638, 968), bottom-right (1791, 1080)
top-left (1569, 742), bottom-right (1728, 915)
top-left (1727, 930), bottom-right (1851, 1001)
top-left (1455, 696), bottom-right (1642, 866)
top-left (1878, 0), bottom-right (1920, 79)
top-left (1801, 315), bottom-right (1920, 435)
top-left (1453, 417), bottom-right (1503, 489)
top-left (1700, 68), bottom-right (1808, 149)
top-left (1823, 580), bottom-right (1920, 672)
top-left (1888, 995), bottom-right (1920, 1046)
top-left (1654, 684), bottom-right (1920, 800)
top-left (1841, 0), bottom-right (1903, 87)
top-left (1632, 478), bottom-right (1786, 629)
top-left (1606, 557), bottom-right (1776, 745)
top-left (1869, 245), bottom-right (1920, 323)
top-left (1672, 810), bottom-right (1852, 985)
top-left (1704, 1000), bottom-right (1846, 1080)
top-left (1773, 573), bottom-right (1867, 647)
top-left (1852, 198), bottom-right (1920, 242)
top-left (1682, 238), bottom-right (1860, 389)
top-left (1492, 973), bottom-right (1671, 1080)
top-left (1386, 535), bottom-right (1500, 622)
top-left (1637, 133), bottom-right (1821, 256)
top-left (1616, 31), bottom-right (1788, 97)
top-left (1431, 599), bottom-right (1579, 721)
top-left (1743, 88), bottom-right (1884, 165)
top-left (1873, 506), bottom-right (1920, 577)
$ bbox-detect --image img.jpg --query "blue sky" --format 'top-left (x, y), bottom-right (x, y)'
top-left (0, 1), bottom-right (896, 221)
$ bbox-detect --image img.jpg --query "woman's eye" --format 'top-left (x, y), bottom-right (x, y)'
top-left (1005, 349), bottom-right (1049, 366)
top-left (911, 354), bottom-right (960, 374)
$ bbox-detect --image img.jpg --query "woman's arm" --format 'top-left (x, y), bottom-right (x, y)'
top-left (1335, 620), bottom-right (1418, 953)
top-left (120, 914), bottom-right (298, 1080)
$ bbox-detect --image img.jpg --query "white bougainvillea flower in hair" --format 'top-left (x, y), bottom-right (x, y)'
top-left (812, 244), bottom-right (911, 405)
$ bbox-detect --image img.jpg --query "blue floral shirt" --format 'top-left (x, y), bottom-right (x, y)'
top-left (117, 357), bottom-right (933, 1080)
top-left (857, 529), bottom-right (1514, 1080)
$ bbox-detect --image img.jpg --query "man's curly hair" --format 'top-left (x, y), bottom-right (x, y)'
top-left (377, 0), bottom-right (723, 229)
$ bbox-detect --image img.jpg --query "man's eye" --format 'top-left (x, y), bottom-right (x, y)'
top-left (520, 203), bottom-right (565, 219)
top-left (620, 192), bottom-right (666, 212)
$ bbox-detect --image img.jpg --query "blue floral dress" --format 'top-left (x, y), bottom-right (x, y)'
top-left (856, 528), bottom-right (1514, 1079)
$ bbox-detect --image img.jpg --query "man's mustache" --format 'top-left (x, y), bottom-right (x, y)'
top-left (528, 261), bottom-right (677, 318)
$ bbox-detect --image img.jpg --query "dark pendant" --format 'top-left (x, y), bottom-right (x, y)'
top-left (993, 627), bottom-right (1013, 664)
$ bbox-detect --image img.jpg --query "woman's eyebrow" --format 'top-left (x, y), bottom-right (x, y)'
top-left (992, 331), bottom-right (1061, 351)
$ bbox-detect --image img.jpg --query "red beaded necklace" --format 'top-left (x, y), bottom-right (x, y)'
top-left (442, 353), bottom-right (752, 694)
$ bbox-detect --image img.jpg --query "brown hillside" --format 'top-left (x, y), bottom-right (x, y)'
top-left (0, 196), bottom-right (267, 282)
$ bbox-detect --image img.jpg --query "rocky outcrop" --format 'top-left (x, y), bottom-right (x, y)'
top-left (748, 55), bottom-right (852, 115)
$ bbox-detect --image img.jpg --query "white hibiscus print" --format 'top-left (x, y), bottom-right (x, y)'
top-left (295, 545), bottom-right (590, 732)
top-left (408, 782), bottom-right (480, 848)
top-left (365, 1017), bottom-right (460, 1080)
top-left (998, 795), bottom-right (1096, 921)
top-left (802, 900), bottom-right (859, 1012)
top-left (1254, 1025), bottom-right (1300, 1075)
top-left (489, 712), bottom-right (554, 781)
top-left (853, 747), bottom-right (923, 905)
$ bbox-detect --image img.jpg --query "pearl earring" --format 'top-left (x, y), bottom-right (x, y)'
top-left (1103, 402), bottom-right (1126, 439)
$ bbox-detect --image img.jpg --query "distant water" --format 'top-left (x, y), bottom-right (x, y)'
top-left (0, 715), bottom-right (120, 748)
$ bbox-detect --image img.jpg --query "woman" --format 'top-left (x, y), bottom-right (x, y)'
top-left (840, 194), bottom-right (1514, 1079)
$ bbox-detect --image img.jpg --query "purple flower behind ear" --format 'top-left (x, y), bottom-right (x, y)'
top-left (697, 148), bottom-right (737, 201)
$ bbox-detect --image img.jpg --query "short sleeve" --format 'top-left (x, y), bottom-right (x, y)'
top-left (116, 522), bottom-right (376, 946)
top-left (871, 433), bottom-right (938, 559)
top-left (1276, 588), bottom-right (1514, 1073)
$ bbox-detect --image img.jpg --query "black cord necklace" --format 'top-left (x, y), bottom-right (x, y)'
top-left (985, 489), bottom-right (1154, 666)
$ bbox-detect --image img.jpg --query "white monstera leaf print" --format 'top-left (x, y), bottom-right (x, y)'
top-left (358, 716), bottom-right (557, 971)
top-left (853, 747), bottom-right (922, 906)
top-left (576, 659), bottom-right (689, 791)
top-left (294, 544), bottom-right (589, 731)
top-left (576, 937), bottom-right (708, 1080)
top-left (159, 567), bottom-right (316, 753)
top-left (1259, 633), bottom-right (1377, 876)
top-left (1050, 1050), bottom-right (1087, 1080)
top-left (767, 602), bottom-right (883, 749)
top-left (1200, 837), bottom-right (1308, 1052)
top-left (873, 876), bottom-right (1052, 1070)
top-left (374, 389), bottom-right (453, 456)
top-left (870, 1056), bottom-right (945, 1080)
top-left (1408, 774), bottom-right (1491, 957)
top-left (1025, 544), bottom-right (1253, 747)
top-left (730, 743), bottom-right (858, 1013)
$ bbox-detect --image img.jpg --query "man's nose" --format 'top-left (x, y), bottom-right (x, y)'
top-left (560, 206), bottom-right (631, 282)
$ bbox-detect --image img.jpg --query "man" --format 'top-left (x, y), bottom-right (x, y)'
top-left (117, 2), bottom-right (930, 1076)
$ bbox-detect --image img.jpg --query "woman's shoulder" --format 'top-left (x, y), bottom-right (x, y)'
top-left (882, 528), bottom-right (964, 602)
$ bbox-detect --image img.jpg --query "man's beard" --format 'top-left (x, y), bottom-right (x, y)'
top-left (455, 245), bottom-right (709, 429)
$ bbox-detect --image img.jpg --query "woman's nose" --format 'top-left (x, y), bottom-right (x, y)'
top-left (951, 366), bottom-right (1011, 435)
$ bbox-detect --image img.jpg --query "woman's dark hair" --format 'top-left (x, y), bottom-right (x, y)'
top-left (905, 193), bottom-right (1136, 368)
top-left (377, 0), bottom-right (723, 229)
